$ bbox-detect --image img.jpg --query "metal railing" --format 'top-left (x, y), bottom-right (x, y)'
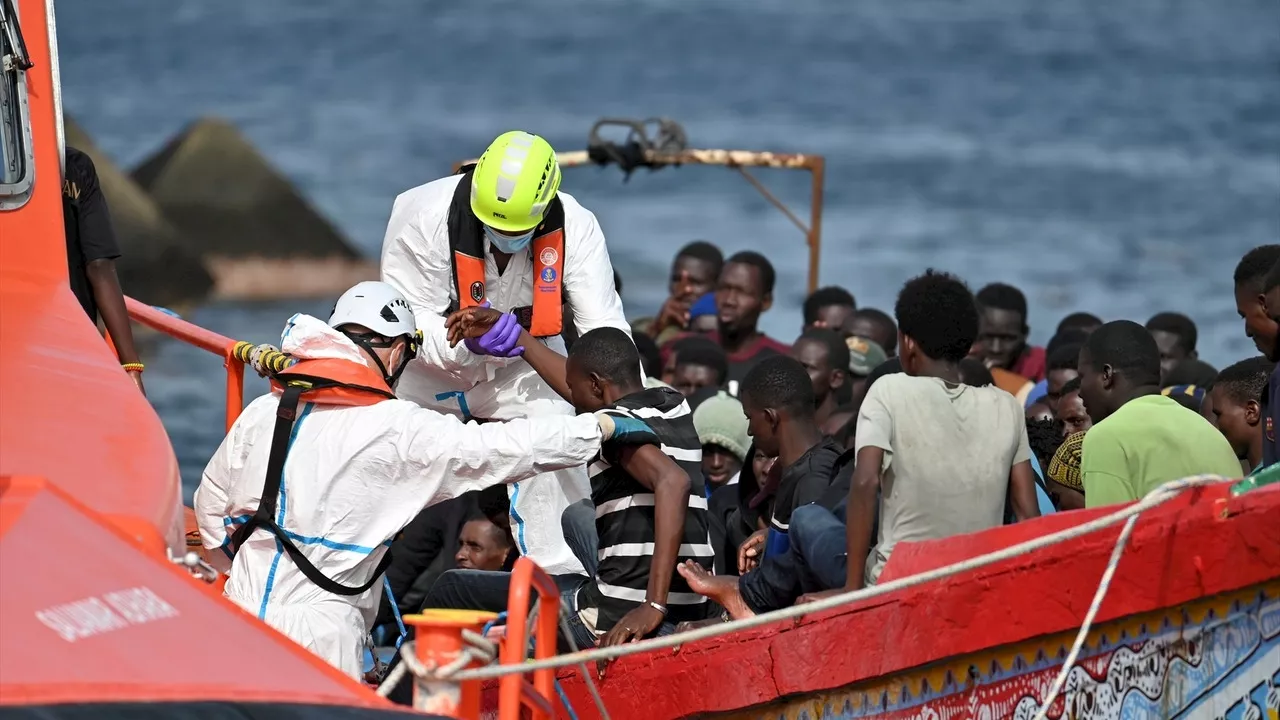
top-left (499, 557), bottom-right (561, 720)
top-left (455, 119), bottom-right (827, 293)
top-left (121, 296), bottom-right (246, 432)
top-left (555, 147), bottom-right (825, 295)
top-left (389, 557), bottom-right (563, 718)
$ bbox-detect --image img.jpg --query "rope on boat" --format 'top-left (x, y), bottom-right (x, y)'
top-left (481, 599), bottom-right (611, 720)
top-left (375, 629), bottom-right (499, 698)
top-left (443, 474), bottom-right (1226, 690)
top-left (556, 603), bottom-right (611, 720)
top-left (1030, 505), bottom-right (1143, 720)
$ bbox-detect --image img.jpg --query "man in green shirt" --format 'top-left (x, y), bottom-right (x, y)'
top-left (1076, 321), bottom-right (1242, 507)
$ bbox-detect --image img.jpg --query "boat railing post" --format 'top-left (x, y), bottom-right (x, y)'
top-left (402, 610), bottom-right (497, 719)
top-left (499, 557), bottom-right (561, 720)
top-left (117, 297), bottom-right (253, 429)
top-left (222, 349), bottom-right (245, 432)
top-left (807, 155), bottom-right (825, 295)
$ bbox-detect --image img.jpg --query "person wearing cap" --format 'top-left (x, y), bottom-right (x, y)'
top-left (693, 391), bottom-right (751, 492)
top-left (846, 335), bottom-right (888, 400)
top-left (378, 131), bottom-right (630, 578)
top-left (1046, 431), bottom-right (1086, 510)
top-left (691, 389), bottom-right (752, 576)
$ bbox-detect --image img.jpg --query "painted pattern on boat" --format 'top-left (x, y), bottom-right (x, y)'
top-left (716, 583), bottom-right (1280, 720)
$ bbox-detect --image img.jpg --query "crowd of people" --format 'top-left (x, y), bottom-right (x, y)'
top-left (171, 130), bottom-right (1272, 691)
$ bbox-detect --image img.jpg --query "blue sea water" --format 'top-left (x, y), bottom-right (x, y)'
top-left (57, 0), bottom-right (1280, 497)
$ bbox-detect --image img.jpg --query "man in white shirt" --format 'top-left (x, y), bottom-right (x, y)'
top-left (849, 270), bottom-right (1041, 587)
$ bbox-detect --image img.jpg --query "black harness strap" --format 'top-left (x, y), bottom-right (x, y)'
top-left (228, 382), bottom-right (392, 597)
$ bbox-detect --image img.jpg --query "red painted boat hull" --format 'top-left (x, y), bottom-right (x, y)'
top-left (540, 483), bottom-right (1280, 719)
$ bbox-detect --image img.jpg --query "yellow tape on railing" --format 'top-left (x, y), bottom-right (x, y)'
top-left (231, 341), bottom-right (294, 377)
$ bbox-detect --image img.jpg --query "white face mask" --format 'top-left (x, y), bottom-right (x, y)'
top-left (484, 224), bottom-right (536, 254)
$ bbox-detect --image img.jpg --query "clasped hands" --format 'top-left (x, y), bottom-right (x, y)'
top-left (445, 304), bottom-right (525, 358)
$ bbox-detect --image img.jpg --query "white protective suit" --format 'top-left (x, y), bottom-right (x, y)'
top-left (381, 174), bottom-right (629, 576)
top-left (194, 315), bottom-right (607, 678)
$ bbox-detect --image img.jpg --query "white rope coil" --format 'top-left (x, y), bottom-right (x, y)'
top-left (375, 627), bottom-right (502, 697)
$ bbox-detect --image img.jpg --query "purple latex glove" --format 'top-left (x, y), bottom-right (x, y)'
top-left (465, 311), bottom-right (525, 357)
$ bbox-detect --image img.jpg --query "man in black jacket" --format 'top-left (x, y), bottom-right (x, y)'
top-left (682, 359), bottom-right (908, 619)
top-left (64, 147), bottom-right (144, 394)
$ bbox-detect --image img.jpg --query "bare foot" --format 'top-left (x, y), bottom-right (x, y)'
top-left (677, 560), bottom-right (755, 620)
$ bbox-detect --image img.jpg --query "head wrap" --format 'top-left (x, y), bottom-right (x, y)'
top-left (1048, 431), bottom-right (1086, 491)
top-left (692, 391), bottom-right (750, 462)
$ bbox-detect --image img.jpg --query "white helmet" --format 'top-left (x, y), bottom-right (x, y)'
top-left (328, 281), bottom-right (416, 339)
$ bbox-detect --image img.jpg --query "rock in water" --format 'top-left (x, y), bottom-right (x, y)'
top-left (132, 118), bottom-right (375, 299)
top-left (63, 118), bottom-right (214, 308)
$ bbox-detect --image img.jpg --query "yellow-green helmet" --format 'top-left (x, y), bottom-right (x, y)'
top-left (470, 131), bottom-right (562, 233)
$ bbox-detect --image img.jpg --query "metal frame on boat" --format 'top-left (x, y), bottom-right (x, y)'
top-left (455, 118), bottom-right (827, 293)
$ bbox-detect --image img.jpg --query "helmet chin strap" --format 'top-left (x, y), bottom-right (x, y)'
top-left (342, 330), bottom-right (418, 388)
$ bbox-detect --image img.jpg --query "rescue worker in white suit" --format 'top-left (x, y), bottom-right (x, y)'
top-left (194, 281), bottom-right (654, 678)
top-left (380, 130), bottom-right (629, 577)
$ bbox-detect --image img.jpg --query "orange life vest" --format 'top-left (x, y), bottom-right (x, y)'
top-left (268, 357), bottom-right (396, 406)
top-left (447, 166), bottom-right (565, 337)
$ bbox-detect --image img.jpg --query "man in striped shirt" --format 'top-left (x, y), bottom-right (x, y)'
top-left (436, 314), bottom-right (712, 651)
top-left (566, 328), bottom-right (713, 649)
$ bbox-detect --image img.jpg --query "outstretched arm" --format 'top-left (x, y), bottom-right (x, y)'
top-left (517, 329), bottom-right (571, 402)
top-left (390, 404), bottom-right (663, 539)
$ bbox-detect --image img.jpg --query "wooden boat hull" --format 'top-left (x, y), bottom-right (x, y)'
top-left (720, 583), bottom-right (1278, 719)
top-left (541, 484), bottom-right (1280, 720)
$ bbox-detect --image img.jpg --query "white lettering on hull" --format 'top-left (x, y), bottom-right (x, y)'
top-left (35, 587), bottom-right (179, 642)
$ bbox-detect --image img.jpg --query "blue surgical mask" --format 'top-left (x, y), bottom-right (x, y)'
top-left (484, 225), bottom-right (536, 254)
